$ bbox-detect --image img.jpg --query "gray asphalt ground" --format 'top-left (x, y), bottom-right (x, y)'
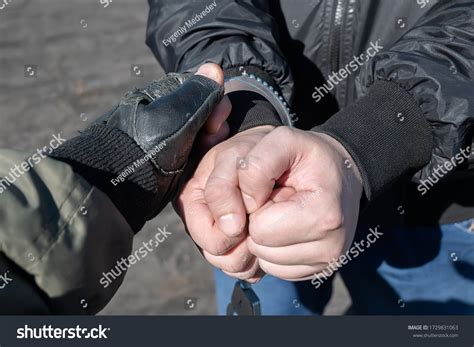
top-left (0, 0), bottom-right (350, 315)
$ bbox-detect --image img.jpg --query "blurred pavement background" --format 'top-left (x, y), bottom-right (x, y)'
top-left (0, 0), bottom-right (350, 315)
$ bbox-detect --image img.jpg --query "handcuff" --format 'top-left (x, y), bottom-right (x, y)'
top-left (226, 280), bottom-right (261, 316)
top-left (224, 70), bottom-right (294, 127)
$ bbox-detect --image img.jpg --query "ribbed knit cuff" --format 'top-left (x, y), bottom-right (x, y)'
top-left (50, 125), bottom-right (159, 233)
top-left (225, 67), bottom-right (283, 134)
top-left (227, 91), bottom-right (282, 134)
top-left (313, 80), bottom-right (433, 200)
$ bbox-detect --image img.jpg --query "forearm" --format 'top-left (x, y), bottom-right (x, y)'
top-left (147, 0), bottom-right (295, 133)
top-left (315, 1), bottom-right (474, 200)
top-left (0, 149), bottom-right (133, 314)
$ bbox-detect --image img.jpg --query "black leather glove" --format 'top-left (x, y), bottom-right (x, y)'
top-left (51, 73), bottom-right (223, 232)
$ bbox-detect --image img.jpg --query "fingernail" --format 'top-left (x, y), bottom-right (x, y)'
top-left (242, 193), bottom-right (257, 212)
top-left (218, 214), bottom-right (242, 237)
top-left (196, 64), bottom-right (222, 84)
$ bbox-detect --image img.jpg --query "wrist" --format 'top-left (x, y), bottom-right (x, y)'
top-left (224, 66), bottom-right (292, 135)
top-left (232, 125), bottom-right (276, 142)
top-left (241, 124), bottom-right (276, 134)
top-left (226, 91), bottom-right (283, 135)
top-left (312, 80), bottom-right (432, 200)
top-left (50, 125), bottom-right (160, 233)
top-left (312, 132), bottom-right (363, 197)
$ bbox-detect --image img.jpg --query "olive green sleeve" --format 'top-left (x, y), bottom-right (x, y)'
top-left (0, 149), bottom-right (133, 314)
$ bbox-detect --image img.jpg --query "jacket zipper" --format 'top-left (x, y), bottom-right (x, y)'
top-left (328, 0), bottom-right (357, 106)
top-left (329, 0), bottom-right (346, 74)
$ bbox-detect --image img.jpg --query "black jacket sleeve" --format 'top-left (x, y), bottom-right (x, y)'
top-left (316, 1), bottom-right (474, 200)
top-left (146, 0), bottom-right (294, 132)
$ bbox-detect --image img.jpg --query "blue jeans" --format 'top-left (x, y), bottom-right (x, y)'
top-left (214, 219), bottom-right (474, 315)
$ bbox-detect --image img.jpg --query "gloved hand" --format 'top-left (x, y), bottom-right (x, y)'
top-left (51, 64), bottom-right (230, 232)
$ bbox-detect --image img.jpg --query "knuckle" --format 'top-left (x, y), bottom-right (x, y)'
top-left (207, 238), bottom-right (233, 256)
top-left (320, 209), bottom-right (344, 231)
top-left (204, 177), bottom-right (234, 204)
top-left (257, 260), bottom-right (278, 278)
top-left (246, 237), bottom-right (258, 254)
top-left (313, 264), bottom-right (331, 276)
top-left (220, 145), bottom-right (248, 159)
top-left (248, 218), bottom-right (267, 245)
top-left (249, 232), bottom-right (265, 246)
top-left (224, 260), bottom-right (247, 274)
top-left (272, 125), bottom-right (294, 139)
top-left (323, 247), bottom-right (343, 263)
top-left (240, 156), bottom-right (271, 188)
top-left (206, 145), bottom-right (220, 158)
top-left (207, 244), bottom-right (226, 257)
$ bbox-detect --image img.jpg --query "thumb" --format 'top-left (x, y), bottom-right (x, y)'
top-left (238, 127), bottom-right (298, 214)
top-left (195, 63), bottom-right (231, 139)
top-left (196, 63), bottom-right (224, 86)
top-left (137, 65), bottom-right (224, 175)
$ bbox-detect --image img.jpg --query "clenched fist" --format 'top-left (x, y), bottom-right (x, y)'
top-left (239, 127), bottom-right (363, 281)
top-left (177, 122), bottom-right (364, 282)
top-left (175, 125), bottom-right (275, 282)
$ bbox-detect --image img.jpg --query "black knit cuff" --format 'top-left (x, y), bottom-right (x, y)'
top-left (227, 91), bottom-right (282, 134)
top-left (225, 67), bottom-right (283, 134)
top-left (50, 125), bottom-right (159, 233)
top-left (313, 80), bottom-right (433, 200)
